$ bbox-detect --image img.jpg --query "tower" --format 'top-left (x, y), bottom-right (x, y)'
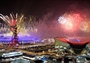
top-left (10, 20), bottom-right (19, 47)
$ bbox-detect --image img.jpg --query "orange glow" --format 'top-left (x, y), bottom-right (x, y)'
top-left (80, 21), bottom-right (90, 32)
top-left (65, 21), bottom-right (73, 30)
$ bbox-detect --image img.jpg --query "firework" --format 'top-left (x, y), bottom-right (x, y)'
top-left (58, 12), bottom-right (84, 32)
top-left (80, 21), bottom-right (90, 32)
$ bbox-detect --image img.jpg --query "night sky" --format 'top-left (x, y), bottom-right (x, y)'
top-left (0, 0), bottom-right (90, 17)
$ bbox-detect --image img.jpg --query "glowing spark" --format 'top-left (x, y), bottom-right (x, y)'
top-left (80, 21), bottom-right (90, 32)
top-left (58, 16), bottom-right (67, 24)
top-left (65, 21), bottom-right (73, 30)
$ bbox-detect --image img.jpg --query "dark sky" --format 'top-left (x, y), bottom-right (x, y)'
top-left (0, 0), bottom-right (89, 17)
